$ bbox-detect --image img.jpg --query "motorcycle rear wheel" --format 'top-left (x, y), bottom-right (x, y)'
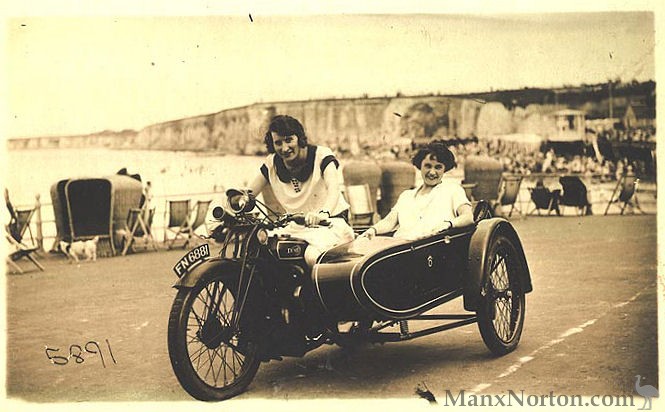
top-left (168, 274), bottom-right (260, 401)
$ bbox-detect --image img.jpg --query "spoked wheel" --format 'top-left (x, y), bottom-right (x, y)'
top-left (477, 234), bottom-right (526, 356)
top-left (168, 275), bottom-right (260, 401)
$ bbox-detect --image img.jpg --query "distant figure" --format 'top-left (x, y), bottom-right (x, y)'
top-left (139, 180), bottom-right (153, 228)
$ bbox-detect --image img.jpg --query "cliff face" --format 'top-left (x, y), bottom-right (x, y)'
top-left (130, 96), bottom-right (485, 154)
top-left (10, 93), bottom-right (631, 152)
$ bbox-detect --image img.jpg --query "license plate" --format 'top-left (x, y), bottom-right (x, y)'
top-left (173, 243), bottom-right (210, 277)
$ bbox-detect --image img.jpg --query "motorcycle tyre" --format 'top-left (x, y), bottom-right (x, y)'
top-left (476, 234), bottom-right (526, 357)
top-left (168, 275), bottom-right (260, 401)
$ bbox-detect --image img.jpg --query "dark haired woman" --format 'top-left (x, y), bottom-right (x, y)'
top-left (360, 140), bottom-right (474, 240)
top-left (244, 115), bottom-right (353, 266)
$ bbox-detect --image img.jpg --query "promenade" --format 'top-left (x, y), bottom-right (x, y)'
top-left (5, 214), bottom-right (658, 405)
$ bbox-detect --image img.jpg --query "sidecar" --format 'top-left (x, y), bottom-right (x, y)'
top-left (313, 216), bottom-right (532, 355)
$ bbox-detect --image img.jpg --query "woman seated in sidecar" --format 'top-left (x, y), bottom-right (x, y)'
top-left (360, 140), bottom-right (474, 240)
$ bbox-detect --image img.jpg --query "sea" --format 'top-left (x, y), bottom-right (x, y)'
top-left (5, 148), bottom-right (266, 244)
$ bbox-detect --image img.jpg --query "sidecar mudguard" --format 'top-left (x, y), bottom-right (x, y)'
top-left (463, 218), bottom-right (532, 311)
top-left (172, 258), bottom-right (242, 289)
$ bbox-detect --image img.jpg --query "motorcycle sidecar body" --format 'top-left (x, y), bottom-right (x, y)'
top-left (312, 217), bottom-right (532, 322)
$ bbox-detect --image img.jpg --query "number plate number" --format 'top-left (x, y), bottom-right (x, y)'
top-left (173, 244), bottom-right (210, 277)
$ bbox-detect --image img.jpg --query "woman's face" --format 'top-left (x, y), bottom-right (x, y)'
top-left (420, 153), bottom-right (446, 187)
top-left (271, 132), bottom-right (301, 162)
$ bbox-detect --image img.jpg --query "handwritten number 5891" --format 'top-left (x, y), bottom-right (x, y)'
top-left (45, 339), bottom-right (117, 367)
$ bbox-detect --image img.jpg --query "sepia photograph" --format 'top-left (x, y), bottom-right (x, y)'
top-left (2, 1), bottom-right (661, 410)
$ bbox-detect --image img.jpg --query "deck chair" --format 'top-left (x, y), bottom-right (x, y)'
top-left (604, 174), bottom-right (643, 215)
top-left (461, 183), bottom-right (477, 202)
top-left (121, 207), bottom-right (157, 255)
top-left (165, 199), bottom-right (212, 249)
top-left (345, 184), bottom-right (376, 228)
top-left (528, 187), bottom-right (560, 216)
top-left (6, 229), bottom-right (44, 273)
top-left (493, 175), bottom-right (524, 217)
top-left (164, 199), bottom-right (191, 249)
top-left (559, 176), bottom-right (592, 216)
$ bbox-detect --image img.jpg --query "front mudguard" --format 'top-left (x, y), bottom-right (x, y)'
top-left (172, 257), bottom-right (242, 289)
top-left (463, 218), bottom-right (532, 311)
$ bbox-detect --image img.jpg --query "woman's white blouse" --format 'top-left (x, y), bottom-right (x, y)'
top-left (392, 180), bottom-right (470, 240)
top-left (261, 145), bottom-right (349, 215)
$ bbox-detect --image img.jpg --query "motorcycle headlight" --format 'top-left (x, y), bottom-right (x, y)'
top-left (256, 228), bottom-right (269, 245)
top-left (226, 189), bottom-right (255, 213)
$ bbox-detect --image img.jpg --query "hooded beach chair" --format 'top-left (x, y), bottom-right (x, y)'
top-left (559, 176), bottom-right (592, 216)
top-left (604, 173), bottom-right (643, 215)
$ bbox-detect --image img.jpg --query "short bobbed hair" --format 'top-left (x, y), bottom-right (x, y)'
top-left (263, 115), bottom-right (308, 153)
top-left (411, 140), bottom-right (457, 172)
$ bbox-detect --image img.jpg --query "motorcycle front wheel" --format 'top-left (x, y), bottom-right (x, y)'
top-left (168, 274), bottom-right (260, 401)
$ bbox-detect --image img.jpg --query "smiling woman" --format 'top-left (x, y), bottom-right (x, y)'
top-left (359, 140), bottom-right (474, 240)
top-left (243, 115), bottom-right (354, 266)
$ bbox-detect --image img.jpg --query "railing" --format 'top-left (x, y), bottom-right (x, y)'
top-left (13, 174), bottom-right (657, 253)
top-left (15, 189), bottom-right (225, 253)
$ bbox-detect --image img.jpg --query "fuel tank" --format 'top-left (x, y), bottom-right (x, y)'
top-left (312, 230), bottom-right (473, 321)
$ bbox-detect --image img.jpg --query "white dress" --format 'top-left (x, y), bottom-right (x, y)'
top-left (260, 145), bottom-right (354, 252)
top-left (391, 180), bottom-right (471, 240)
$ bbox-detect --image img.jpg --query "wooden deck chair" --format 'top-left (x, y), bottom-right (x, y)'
top-left (186, 200), bottom-right (212, 243)
top-left (121, 207), bottom-right (157, 255)
top-left (345, 184), bottom-right (376, 229)
top-left (164, 199), bottom-right (191, 249)
top-left (461, 183), bottom-right (477, 202)
top-left (604, 174), bottom-right (643, 215)
top-left (528, 187), bottom-right (560, 216)
top-left (494, 175), bottom-right (524, 217)
top-left (559, 176), bottom-right (592, 216)
top-left (6, 229), bottom-right (44, 273)
top-left (4, 188), bottom-right (37, 247)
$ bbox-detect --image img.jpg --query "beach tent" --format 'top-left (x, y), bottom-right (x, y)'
top-left (50, 175), bottom-right (143, 256)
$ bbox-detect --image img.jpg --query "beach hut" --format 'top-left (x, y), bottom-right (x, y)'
top-left (50, 175), bottom-right (143, 256)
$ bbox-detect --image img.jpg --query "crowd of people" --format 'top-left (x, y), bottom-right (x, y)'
top-left (376, 126), bottom-right (656, 181)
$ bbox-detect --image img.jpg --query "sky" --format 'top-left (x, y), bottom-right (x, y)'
top-left (1, 0), bottom-right (660, 138)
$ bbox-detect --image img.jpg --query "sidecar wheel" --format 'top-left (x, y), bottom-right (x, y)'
top-left (476, 234), bottom-right (526, 356)
top-left (168, 275), bottom-right (260, 401)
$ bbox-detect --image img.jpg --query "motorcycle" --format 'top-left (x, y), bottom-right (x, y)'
top-left (167, 190), bottom-right (533, 401)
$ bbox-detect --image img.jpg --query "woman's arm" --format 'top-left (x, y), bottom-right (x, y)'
top-left (449, 203), bottom-right (474, 228)
top-left (359, 204), bottom-right (400, 239)
top-left (320, 162), bottom-right (342, 214)
top-left (246, 173), bottom-right (268, 196)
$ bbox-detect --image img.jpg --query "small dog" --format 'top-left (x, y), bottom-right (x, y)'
top-left (60, 236), bottom-right (99, 263)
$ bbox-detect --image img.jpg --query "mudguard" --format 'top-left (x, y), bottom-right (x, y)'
top-left (464, 217), bottom-right (532, 311)
top-left (172, 257), bottom-right (242, 289)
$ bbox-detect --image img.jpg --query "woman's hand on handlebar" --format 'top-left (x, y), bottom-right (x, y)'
top-left (304, 211), bottom-right (330, 227)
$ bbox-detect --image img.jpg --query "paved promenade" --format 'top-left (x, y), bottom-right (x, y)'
top-left (4, 214), bottom-right (660, 409)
